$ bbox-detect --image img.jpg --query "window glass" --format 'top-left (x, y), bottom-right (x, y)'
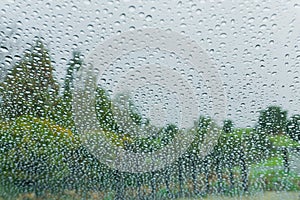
top-left (0, 0), bottom-right (299, 199)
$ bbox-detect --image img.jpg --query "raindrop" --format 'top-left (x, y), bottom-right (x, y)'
top-left (145, 15), bottom-right (152, 22)
top-left (0, 46), bottom-right (9, 53)
top-left (129, 5), bottom-right (136, 12)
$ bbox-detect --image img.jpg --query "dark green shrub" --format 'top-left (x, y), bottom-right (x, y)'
top-left (0, 116), bottom-right (78, 192)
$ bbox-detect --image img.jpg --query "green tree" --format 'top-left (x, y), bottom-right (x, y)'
top-left (159, 124), bottom-right (178, 146)
top-left (0, 39), bottom-right (59, 120)
top-left (187, 116), bottom-right (214, 194)
top-left (50, 52), bottom-right (83, 130)
top-left (286, 114), bottom-right (300, 142)
top-left (222, 119), bottom-right (234, 133)
top-left (256, 106), bottom-right (287, 135)
top-left (128, 124), bottom-right (178, 153)
top-left (95, 87), bottom-right (120, 133)
top-left (63, 51), bottom-right (83, 99)
top-left (190, 116), bottom-right (214, 154)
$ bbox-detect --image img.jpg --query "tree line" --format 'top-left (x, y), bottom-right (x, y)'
top-left (0, 39), bottom-right (298, 141)
top-left (0, 39), bottom-right (299, 199)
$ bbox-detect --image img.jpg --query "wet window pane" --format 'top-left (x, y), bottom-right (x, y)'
top-left (0, 0), bottom-right (299, 199)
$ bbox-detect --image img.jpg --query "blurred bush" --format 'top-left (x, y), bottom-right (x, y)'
top-left (0, 116), bottom-right (78, 192)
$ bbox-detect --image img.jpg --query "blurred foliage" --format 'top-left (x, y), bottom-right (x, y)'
top-left (128, 124), bottom-right (179, 153)
top-left (48, 52), bottom-right (83, 131)
top-left (211, 128), bottom-right (272, 167)
top-left (187, 116), bottom-right (215, 162)
top-left (256, 106), bottom-right (288, 136)
top-left (0, 39), bottom-right (299, 199)
top-left (249, 159), bottom-right (300, 192)
top-left (243, 128), bottom-right (273, 164)
top-left (0, 116), bottom-right (78, 192)
top-left (0, 39), bottom-right (59, 120)
top-left (286, 114), bottom-right (300, 142)
top-left (269, 135), bottom-right (300, 148)
top-left (63, 51), bottom-right (83, 99)
top-left (222, 119), bottom-right (234, 134)
top-left (95, 87), bottom-right (121, 133)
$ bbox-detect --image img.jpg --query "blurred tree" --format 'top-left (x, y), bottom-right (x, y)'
top-left (111, 93), bottom-right (150, 128)
top-left (63, 51), bottom-right (83, 99)
top-left (239, 148), bottom-right (248, 192)
top-left (222, 119), bottom-right (234, 133)
top-left (95, 87), bottom-right (120, 133)
top-left (188, 116), bottom-right (214, 195)
top-left (50, 52), bottom-right (83, 130)
top-left (191, 116), bottom-right (213, 153)
top-left (128, 124), bottom-right (178, 153)
top-left (0, 39), bottom-right (59, 120)
top-left (286, 114), bottom-right (300, 142)
top-left (256, 106), bottom-right (287, 135)
top-left (159, 124), bottom-right (178, 146)
top-left (246, 128), bottom-right (272, 163)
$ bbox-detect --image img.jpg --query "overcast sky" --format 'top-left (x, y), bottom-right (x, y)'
top-left (0, 0), bottom-right (299, 127)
